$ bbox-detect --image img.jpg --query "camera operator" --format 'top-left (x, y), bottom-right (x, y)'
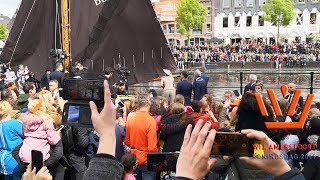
top-left (70, 61), bottom-right (86, 78)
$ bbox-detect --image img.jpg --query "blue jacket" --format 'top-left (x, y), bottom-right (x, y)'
top-left (176, 80), bottom-right (193, 105)
top-left (193, 77), bottom-right (207, 101)
top-left (0, 119), bottom-right (23, 175)
top-left (201, 73), bottom-right (209, 94)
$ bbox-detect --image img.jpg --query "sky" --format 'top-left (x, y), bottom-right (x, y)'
top-left (0, 0), bottom-right (21, 17)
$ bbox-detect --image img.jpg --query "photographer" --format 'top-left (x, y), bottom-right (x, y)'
top-left (83, 81), bottom-right (305, 180)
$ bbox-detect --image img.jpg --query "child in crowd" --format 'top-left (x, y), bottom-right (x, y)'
top-left (121, 154), bottom-right (137, 180)
top-left (0, 101), bottom-right (24, 180)
top-left (19, 99), bottom-right (61, 164)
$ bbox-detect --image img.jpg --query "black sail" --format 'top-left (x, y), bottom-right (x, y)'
top-left (0, 0), bottom-right (177, 84)
top-left (0, 0), bottom-right (58, 75)
top-left (70, 0), bottom-right (177, 84)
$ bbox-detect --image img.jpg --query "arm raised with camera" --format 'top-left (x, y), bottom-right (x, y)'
top-left (83, 80), bottom-right (124, 180)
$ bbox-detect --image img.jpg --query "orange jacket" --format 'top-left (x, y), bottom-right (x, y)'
top-left (124, 111), bottom-right (158, 165)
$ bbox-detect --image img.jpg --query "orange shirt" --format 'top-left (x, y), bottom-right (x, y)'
top-left (124, 111), bottom-right (158, 165)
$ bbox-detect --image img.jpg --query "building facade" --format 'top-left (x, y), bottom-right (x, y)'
top-left (154, 0), bottom-right (215, 46)
top-left (214, 0), bottom-right (320, 44)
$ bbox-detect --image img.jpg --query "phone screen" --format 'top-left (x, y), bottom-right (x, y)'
top-left (63, 79), bottom-right (104, 101)
top-left (63, 103), bottom-right (101, 127)
top-left (147, 153), bottom-right (179, 172)
top-left (32, 150), bottom-right (43, 173)
top-left (211, 132), bottom-right (254, 157)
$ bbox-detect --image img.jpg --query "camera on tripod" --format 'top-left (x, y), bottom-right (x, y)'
top-left (115, 64), bottom-right (130, 83)
top-left (50, 49), bottom-right (66, 63)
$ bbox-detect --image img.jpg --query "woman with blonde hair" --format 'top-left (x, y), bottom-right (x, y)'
top-left (19, 99), bottom-right (61, 166)
top-left (0, 101), bottom-right (23, 179)
top-left (37, 89), bottom-right (63, 128)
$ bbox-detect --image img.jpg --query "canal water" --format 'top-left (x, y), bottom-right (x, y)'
top-left (130, 72), bottom-right (320, 102)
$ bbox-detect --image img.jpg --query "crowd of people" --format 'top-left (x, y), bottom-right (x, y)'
top-left (172, 42), bottom-right (320, 69)
top-left (0, 61), bottom-right (320, 180)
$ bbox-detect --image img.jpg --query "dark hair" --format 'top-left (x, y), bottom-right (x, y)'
top-left (121, 154), bottom-right (136, 172)
top-left (190, 101), bottom-right (202, 113)
top-left (181, 71), bottom-right (188, 78)
top-left (104, 67), bottom-right (114, 75)
top-left (23, 82), bottom-right (35, 94)
top-left (235, 92), bottom-right (274, 133)
top-left (308, 117), bottom-right (320, 135)
top-left (148, 89), bottom-right (157, 97)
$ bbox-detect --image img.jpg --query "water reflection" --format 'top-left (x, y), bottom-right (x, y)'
top-left (130, 73), bottom-right (320, 102)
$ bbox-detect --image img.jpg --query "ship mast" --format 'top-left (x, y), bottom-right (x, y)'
top-left (61, 0), bottom-right (71, 73)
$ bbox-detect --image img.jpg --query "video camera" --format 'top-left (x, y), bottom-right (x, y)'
top-left (115, 63), bottom-right (130, 83)
top-left (50, 49), bottom-right (66, 64)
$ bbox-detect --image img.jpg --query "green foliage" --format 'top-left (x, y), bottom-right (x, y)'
top-left (0, 24), bottom-right (7, 40)
top-left (278, 34), bottom-right (288, 43)
top-left (309, 33), bottom-right (320, 42)
top-left (262, 0), bottom-right (295, 27)
top-left (176, 0), bottom-right (208, 42)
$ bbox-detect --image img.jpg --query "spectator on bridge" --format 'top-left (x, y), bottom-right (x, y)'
top-left (176, 71), bottom-right (192, 105)
top-left (50, 63), bottom-right (65, 88)
top-left (161, 69), bottom-right (175, 105)
top-left (244, 74), bottom-right (257, 93)
top-left (193, 70), bottom-right (206, 101)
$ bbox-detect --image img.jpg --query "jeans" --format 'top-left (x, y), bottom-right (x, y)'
top-left (134, 165), bottom-right (156, 180)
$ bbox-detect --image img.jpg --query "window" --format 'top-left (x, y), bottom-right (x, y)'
top-left (192, 28), bottom-right (202, 35)
top-left (162, 25), bottom-right (167, 33)
top-left (259, 0), bottom-right (266, 5)
top-left (297, 0), bottom-right (305, 3)
top-left (310, 13), bottom-right (316, 24)
top-left (234, 17), bottom-right (240, 27)
top-left (296, 13), bottom-right (303, 25)
top-left (246, 0), bottom-right (254, 6)
top-left (207, 7), bottom-right (211, 15)
top-left (246, 16), bottom-right (252, 27)
top-left (223, 17), bottom-right (228, 28)
top-left (258, 16), bottom-right (264, 26)
top-left (311, 0), bottom-right (319, 2)
top-left (206, 24), bottom-right (211, 32)
top-left (234, 0), bottom-right (242, 7)
top-left (168, 24), bottom-right (175, 33)
top-left (223, 0), bottom-right (230, 8)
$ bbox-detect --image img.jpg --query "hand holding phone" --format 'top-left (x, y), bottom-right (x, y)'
top-left (31, 150), bottom-right (43, 173)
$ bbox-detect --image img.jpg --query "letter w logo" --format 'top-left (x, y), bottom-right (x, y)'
top-left (255, 85), bottom-right (315, 129)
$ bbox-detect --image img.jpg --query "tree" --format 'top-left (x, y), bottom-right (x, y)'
top-left (176, 0), bottom-right (208, 45)
top-left (0, 24), bottom-right (7, 40)
top-left (261, 0), bottom-right (295, 44)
